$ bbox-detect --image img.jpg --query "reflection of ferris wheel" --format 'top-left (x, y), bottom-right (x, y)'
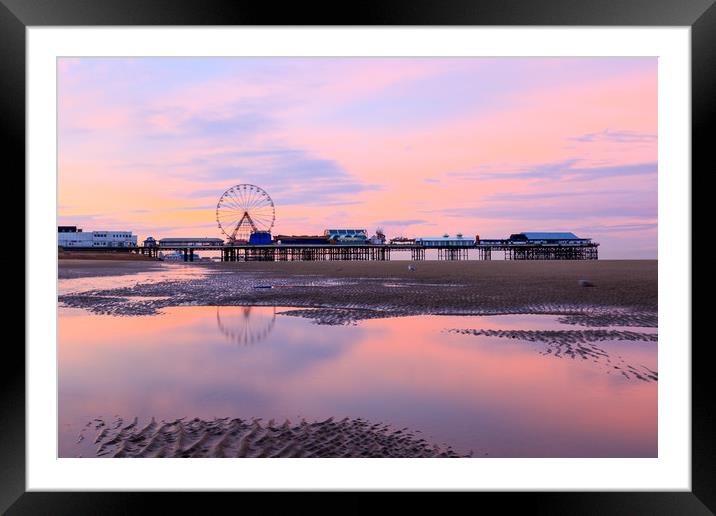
top-left (216, 306), bottom-right (277, 346)
top-left (216, 184), bottom-right (275, 243)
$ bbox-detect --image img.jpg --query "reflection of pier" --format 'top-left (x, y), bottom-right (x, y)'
top-left (215, 306), bottom-right (277, 345)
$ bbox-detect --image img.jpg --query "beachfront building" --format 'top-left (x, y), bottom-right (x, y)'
top-left (324, 228), bottom-right (368, 245)
top-left (57, 226), bottom-right (138, 248)
top-left (415, 233), bottom-right (475, 248)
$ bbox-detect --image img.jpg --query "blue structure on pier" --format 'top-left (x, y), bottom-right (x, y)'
top-left (248, 231), bottom-right (273, 245)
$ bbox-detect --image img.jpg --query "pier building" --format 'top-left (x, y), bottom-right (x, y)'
top-left (158, 237), bottom-right (224, 247)
top-left (508, 232), bottom-right (592, 245)
top-left (415, 233), bottom-right (475, 247)
top-left (248, 231), bottom-right (273, 245)
top-left (324, 229), bottom-right (368, 244)
top-left (274, 235), bottom-right (328, 245)
top-left (477, 231), bottom-right (598, 260)
top-left (369, 228), bottom-right (386, 245)
top-left (389, 237), bottom-right (416, 245)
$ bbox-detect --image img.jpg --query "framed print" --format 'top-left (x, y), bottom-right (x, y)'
top-left (3, 0), bottom-right (710, 512)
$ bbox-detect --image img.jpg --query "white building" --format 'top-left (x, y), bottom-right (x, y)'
top-left (415, 233), bottom-right (475, 248)
top-left (58, 226), bottom-right (137, 248)
top-left (368, 228), bottom-right (386, 245)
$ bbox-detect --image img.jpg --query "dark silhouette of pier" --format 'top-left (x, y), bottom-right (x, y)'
top-left (126, 242), bottom-right (598, 262)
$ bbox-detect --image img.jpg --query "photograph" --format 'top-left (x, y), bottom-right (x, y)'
top-left (57, 56), bottom-right (659, 459)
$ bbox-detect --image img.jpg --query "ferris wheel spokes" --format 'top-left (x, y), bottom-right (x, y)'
top-left (216, 184), bottom-right (275, 243)
top-left (228, 211), bottom-right (258, 242)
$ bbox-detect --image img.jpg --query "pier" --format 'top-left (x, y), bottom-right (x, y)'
top-left (60, 236), bottom-right (599, 263)
top-left (126, 241), bottom-right (598, 262)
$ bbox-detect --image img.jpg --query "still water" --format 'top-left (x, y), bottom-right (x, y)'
top-left (59, 304), bottom-right (657, 458)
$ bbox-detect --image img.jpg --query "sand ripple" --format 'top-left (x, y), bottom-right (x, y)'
top-left (276, 306), bottom-right (656, 328)
top-left (447, 328), bottom-right (658, 382)
top-left (448, 328), bottom-right (657, 343)
top-left (89, 416), bottom-right (467, 458)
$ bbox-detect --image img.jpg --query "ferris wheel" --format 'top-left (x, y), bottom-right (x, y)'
top-left (216, 184), bottom-right (275, 243)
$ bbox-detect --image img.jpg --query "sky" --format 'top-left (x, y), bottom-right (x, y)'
top-left (58, 57), bottom-right (657, 258)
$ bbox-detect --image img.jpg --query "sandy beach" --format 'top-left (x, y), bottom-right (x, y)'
top-left (216, 259), bottom-right (658, 307)
top-left (59, 259), bottom-right (657, 323)
top-left (59, 258), bottom-right (164, 279)
top-left (59, 259), bottom-right (658, 458)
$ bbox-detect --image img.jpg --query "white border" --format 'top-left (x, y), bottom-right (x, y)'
top-left (27, 27), bottom-right (691, 491)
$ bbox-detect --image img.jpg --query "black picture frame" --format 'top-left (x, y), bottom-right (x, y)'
top-left (3, 0), bottom-right (708, 512)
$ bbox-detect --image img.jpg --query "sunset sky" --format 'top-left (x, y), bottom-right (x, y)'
top-left (58, 57), bottom-right (657, 258)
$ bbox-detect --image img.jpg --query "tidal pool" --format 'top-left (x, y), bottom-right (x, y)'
top-left (59, 305), bottom-right (657, 458)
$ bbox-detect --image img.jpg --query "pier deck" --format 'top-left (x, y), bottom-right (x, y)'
top-left (59, 242), bottom-right (599, 262)
top-left (126, 242), bottom-right (599, 262)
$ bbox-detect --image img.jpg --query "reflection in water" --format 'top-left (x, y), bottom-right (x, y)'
top-left (58, 264), bottom-right (209, 296)
top-left (215, 306), bottom-right (277, 345)
top-left (59, 307), bottom-right (657, 458)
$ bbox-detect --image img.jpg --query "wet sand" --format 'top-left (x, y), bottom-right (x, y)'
top-left (446, 328), bottom-right (658, 382)
top-left (206, 260), bottom-right (657, 308)
top-left (59, 259), bottom-right (657, 316)
top-left (59, 259), bottom-right (165, 279)
top-left (59, 251), bottom-right (159, 261)
top-left (84, 416), bottom-right (466, 458)
top-left (203, 259), bottom-right (656, 307)
top-left (60, 259), bottom-right (657, 457)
